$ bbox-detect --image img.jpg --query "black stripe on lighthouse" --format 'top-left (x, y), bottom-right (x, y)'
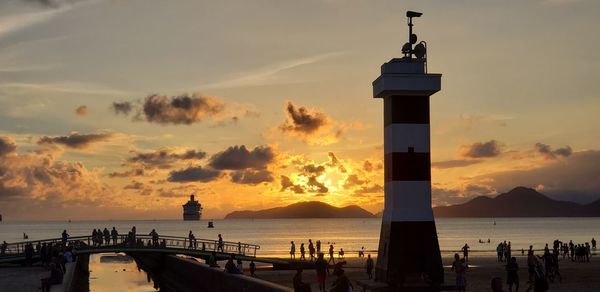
top-left (384, 152), bottom-right (431, 182)
top-left (384, 96), bottom-right (429, 126)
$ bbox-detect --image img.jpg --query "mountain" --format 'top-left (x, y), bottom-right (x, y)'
top-left (433, 187), bottom-right (600, 217)
top-left (224, 201), bottom-right (375, 219)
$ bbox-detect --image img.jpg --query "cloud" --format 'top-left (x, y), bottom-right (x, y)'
top-left (0, 142), bottom-right (116, 206)
top-left (280, 175), bottom-right (304, 194)
top-left (111, 101), bottom-right (132, 115)
top-left (167, 166), bottom-right (221, 183)
top-left (307, 176), bottom-right (328, 193)
top-left (108, 167), bottom-right (145, 178)
top-left (280, 102), bottom-right (328, 134)
top-left (0, 136), bottom-right (17, 156)
top-left (534, 143), bottom-right (572, 160)
top-left (432, 159), bottom-right (483, 169)
top-left (37, 132), bottom-right (114, 149)
top-left (141, 93), bottom-right (225, 125)
top-left (459, 140), bottom-right (502, 158)
top-left (230, 169), bottom-right (273, 185)
top-left (21, 0), bottom-right (87, 8)
top-left (128, 148), bottom-right (206, 169)
top-left (209, 145), bottom-right (275, 170)
top-left (75, 105), bottom-right (88, 116)
top-left (278, 102), bottom-right (342, 145)
top-left (124, 180), bottom-right (145, 190)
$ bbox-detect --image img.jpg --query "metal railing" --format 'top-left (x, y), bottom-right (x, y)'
top-left (0, 234), bottom-right (260, 259)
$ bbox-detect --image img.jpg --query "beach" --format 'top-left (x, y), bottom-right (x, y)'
top-left (257, 254), bottom-right (600, 292)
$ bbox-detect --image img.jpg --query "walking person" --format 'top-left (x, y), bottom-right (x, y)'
top-left (365, 254), bottom-right (374, 279)
top-left (290, 241), bottom-right (296, 260)
top-left (61, 230), bottom-right (69, 245)
top-left (461, 243), bottom-right (470, 265)
top-left (506, 257), bottom-right (519, 292)
top-left (217, 234), bottom-right (224, 252)
top-left (592, 237), bottom-right (596, 250)
top-left (328, 244), bottom-right (335, 264)
top-left (308, 239), bottom-right (315, 261)
top-left (300, 243), bottom-right (306, 260)
top-left (451, 253), bottom-right (466, 292)
top-left (188, 231), bottom-right (196, 249)
top-left (314, 253), bottom-right (327, 292)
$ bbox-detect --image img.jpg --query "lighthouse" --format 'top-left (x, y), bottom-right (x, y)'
top-left (373, 11), bottom-right (444, 286)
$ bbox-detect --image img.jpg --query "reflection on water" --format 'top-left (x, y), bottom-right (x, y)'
top-left (89, 253), bottom-right (158, 292)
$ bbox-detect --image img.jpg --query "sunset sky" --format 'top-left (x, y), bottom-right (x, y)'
top-left (0, 0), bottom-right (599, 220)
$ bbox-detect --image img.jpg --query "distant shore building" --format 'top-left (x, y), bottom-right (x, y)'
top-left (182, 194), bottom-right (202, 221)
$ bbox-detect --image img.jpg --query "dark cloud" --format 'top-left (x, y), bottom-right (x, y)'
top-left (209, 145), bottom-right (274, 170)
top-left (75, 105), bottom-right (88, 116)
top-left (279, 102), bottom-right (328, 135)
top-left (355, 184), bottom-right (383, 194)
top-left (303, 164), bottom-right (326, 176)
top-left (534, 143), bottom-right (572, 160)
top-left (230, 170), bottom-right (273, 185)
top-left (0, 136), bottom-right (17, 156)
top-left (432, 159), bottom-right (483, 169)
top-left (344, 174), bottom-right (367, 188)
top-left (363, 160), bottom-right (373, 172)
top-left (108, 168), bottom-right (145, 178)
top-left (38, 132), bottom-right (113, 149)
top-left (280, 175), bottom-right (304, 194)
top-left (327, 152), bottom-right (347, 173)
top-left (22, 0), bottom-right (85, 8)
top-left (167, 166), bottom-right (221, 183)
top-left (128, 149), bottom-right (206, 169)
top-left (460, 140), bottom-right (502, 158)
top-left (124, 181), bottom-right (144, 190)
top-left (142, 93), bottom-right (225, 125)
top-left (307, 176), bottom-right (328, 193)
top-left (111, 102), bottom-right (133, 115)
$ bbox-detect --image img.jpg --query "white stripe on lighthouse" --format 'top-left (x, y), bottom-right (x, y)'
top-left (384, 123), bottom-right (430, 154)
top-left (382, 181), bottom-right (433, 222)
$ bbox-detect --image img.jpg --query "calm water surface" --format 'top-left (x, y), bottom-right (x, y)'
top-left (1, 218), bottom-right (598, 257)
top-left (89, 253), bottom-right (157, 292)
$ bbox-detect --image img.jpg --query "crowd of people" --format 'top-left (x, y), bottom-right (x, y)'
top-left (290, 240), bottom-right (351, 265)
top-left (453, 237), bottom-right (597, 292)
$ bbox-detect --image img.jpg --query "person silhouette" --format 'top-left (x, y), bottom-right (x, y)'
top-left (328, 244), bottom-right (335, 264)
top-left (365, 254), bottom-right (374, 279)
top-left (290, 241), bottom-right (296, 260)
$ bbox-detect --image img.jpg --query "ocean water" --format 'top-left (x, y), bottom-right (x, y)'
top-left (0, 218), bottom-right (598, 257)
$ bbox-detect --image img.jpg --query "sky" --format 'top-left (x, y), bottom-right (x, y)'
top-left (0, 0), bottom-right (599, 220)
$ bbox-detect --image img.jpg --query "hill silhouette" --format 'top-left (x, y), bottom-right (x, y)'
top-left (224, 201), bottom-right (375, 219)
top-left (434, 187), bottom-right (600, 217)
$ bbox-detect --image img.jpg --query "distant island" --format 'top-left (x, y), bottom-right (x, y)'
top-left (224, 201), bottom-right (375, 219)
top-left (433, 187), bottom-right (600, 217)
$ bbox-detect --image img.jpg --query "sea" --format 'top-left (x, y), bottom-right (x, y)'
top-left (1, 217), bottom-right (598, 257)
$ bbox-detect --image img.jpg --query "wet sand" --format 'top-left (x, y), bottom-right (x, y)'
top-left (256, 255), bottom-right (600, 291)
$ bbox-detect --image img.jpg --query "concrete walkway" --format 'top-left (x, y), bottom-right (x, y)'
top-left (0, 266), bottom-right (46, 292)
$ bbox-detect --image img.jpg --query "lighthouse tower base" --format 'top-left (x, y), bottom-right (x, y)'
top-left (375, 221), bottom-right (444, 286)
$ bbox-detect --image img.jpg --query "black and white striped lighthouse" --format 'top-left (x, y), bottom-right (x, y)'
top-left (373, 11), bottom-right (444, 286)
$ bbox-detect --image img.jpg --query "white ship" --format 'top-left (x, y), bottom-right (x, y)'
top-left (182, 194), bottom-right (202, 221)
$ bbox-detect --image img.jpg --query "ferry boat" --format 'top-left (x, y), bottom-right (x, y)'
top-left (182, 194), bottom-right (202, 221)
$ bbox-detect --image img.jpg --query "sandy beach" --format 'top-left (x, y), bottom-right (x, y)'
top-left (256, 255), bottom-right (600, 291)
